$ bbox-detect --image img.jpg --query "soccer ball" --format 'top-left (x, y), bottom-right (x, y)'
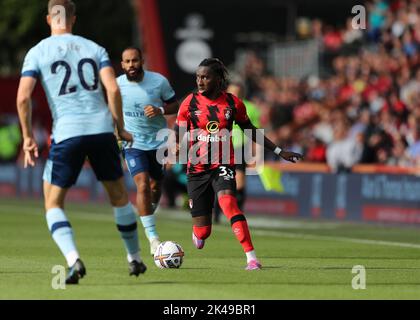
top-left (153, 241), bottom-right (185, 269)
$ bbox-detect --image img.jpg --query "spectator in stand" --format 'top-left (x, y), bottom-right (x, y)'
top-left (326, 120), bottom-right (363, 173)
top-left (342, 17), bottom-right (364, 47)
top-left (305, 134), bottom-right (327, 163)
top-left (229, 0), bottom-right (420, 170)
top-left (277, 125), bottom-right (304, 164)
top-left (323, 26), bottom-right (343, 52)
top-left (367, 0), bottom-right (389, 42)
top-left (407, 124), bottom-right (420, 166)
top-left (387, 136), bottom-right (411, 166)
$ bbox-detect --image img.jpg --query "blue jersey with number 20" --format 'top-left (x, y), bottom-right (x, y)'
top-left (21, 34), bottom-right (114, 143)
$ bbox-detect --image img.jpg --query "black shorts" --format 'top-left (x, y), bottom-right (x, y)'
top-left (234, 162), bottom-right (246, 173)
top-left (44, 133), bottom-right (123, 188)
top-left (187, 165), bottom-right (236, 217)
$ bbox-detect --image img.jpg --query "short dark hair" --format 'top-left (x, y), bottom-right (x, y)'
top-left (122, 47), bottom-right (143, 59)
top-left (48, 0), bottom-right (76, 19)
top-left (199, 58), bottom-right (229, 90)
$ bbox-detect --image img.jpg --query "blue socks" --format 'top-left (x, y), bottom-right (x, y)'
top-left (114, 203), bottom-right (140, 262)
top-left (140, 215), bottom-right (158, 240)
top-left (46, 208), bottom-right (79, 267)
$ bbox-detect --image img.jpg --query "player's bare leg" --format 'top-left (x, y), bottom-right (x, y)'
top-left (102, 178), bottom-right (147, 276)
top-left (44, 181), bottom-right (86, 284)
top-left (133, 172), bottom-right (160, 255)
top-left (44, 182), bottom-right (67, 211)
top-left (102, 177), bottom-right (129, 207)
top-left (192, 215), bottom-right (212, 249)
top-left (133, 172), bottom-right (152, 214)
top-left (150, 178), bottom-right (162, 214)
top-left (217, 189), bottom-right (261, 270)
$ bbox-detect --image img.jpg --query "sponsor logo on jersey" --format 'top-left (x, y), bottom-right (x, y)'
top-left (197, 134), bottom-right (228, 143)
top-left (206, 121), bottom-right (219, 133)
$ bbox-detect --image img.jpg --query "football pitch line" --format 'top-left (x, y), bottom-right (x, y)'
top-left (251, 230), bottom-right (420, 250)
top-left (163, 210), bottom-right (420, 250)
top-left (1, 202), bottom-right (420, 250)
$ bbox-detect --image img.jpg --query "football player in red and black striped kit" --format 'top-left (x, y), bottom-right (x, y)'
top-left (174, 58), bottom-right (302, 270)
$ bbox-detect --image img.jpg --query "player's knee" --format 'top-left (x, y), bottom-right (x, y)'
top-left (218, 194), bottom-right (242, 220)
top-left (108, 184), bottom-right (128, 206)
top-left (136, 180), bottom-right (150, 194)
top-left (44, 187), bottom-right (66, 210)
top-left (193, 225), bottom-right (212, 240)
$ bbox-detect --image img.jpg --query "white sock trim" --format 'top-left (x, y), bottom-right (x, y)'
top-left (149, 236), bottom-right (160, 242)
top-left (245, 250), bottom-right (257, 263)
top-left (66, 250), bottom-right (80, 267)
top-left (127, 252), bottom-right (141, 263)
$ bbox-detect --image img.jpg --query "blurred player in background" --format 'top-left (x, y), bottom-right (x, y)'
top-left (16, 0), bottom-right (147, 284)
top-left (174, 58), bottom-right (302, 270)
top-left (213, 80), bottom-right (261, 223)
top-left (118, 47), bottom-right (179, 255)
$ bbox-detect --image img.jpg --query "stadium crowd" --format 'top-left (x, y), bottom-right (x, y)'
top-left (235, 0), bottom-right (420, 171)
top-left (5, 0), bottom-right (419, 173)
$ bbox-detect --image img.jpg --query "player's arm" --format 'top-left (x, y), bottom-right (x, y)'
top-left (237, 117), bottom-right (303, 163)
top-left (144, 98), bottom-right (179, 118)
top-left (162, 98), bottom-right (180, 115)
top-left (99, 66), bottom-right (133, 143)
top-left (161, 77), bottom-right (179, 116)
top-left (145, 76), bottom-right (179, 118)
top-left (16, 76), bottom-right (38, 168)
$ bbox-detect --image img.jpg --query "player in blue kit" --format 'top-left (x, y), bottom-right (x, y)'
top-left (118, 47), bottom-right (179, 255)
top-left (16, 0), bottom-right (147, 284)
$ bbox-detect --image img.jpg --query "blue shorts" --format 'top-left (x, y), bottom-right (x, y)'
top-left (123, 148), bottom-right (165, 180)
top-left (43, 133), bottom-right (124, 188)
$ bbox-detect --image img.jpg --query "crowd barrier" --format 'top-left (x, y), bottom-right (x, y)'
top-left (245, 163), bottom-right (420, 225)
top-left (0, 162), bottom-right (419, 225)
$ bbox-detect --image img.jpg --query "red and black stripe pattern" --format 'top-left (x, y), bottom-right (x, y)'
top-left (176, 92), bottom-right (249, 175)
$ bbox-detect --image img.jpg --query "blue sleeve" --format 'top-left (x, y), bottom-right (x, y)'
top-left (21, 47), bottom-right (40, 78)
top-left (97, 46), bottom-right (112, 70)
top-left (160, 76), bottom-right (176, 102)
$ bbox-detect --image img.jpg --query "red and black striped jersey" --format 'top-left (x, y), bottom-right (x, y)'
top-left (175, 91), bottom-right (249, 175)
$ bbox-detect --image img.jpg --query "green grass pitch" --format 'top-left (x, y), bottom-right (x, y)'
top-left (0, 198), bottom-right (419, 300)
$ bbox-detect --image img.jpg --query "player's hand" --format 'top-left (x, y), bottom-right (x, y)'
top-left (279, 151), bottom-right (303, 163)
top-left (22, 137), bottom-right (39, 168)
top-left (118, 129), bottom-right (133, 147)
top-left (144, 105), bottom-right (162, 118)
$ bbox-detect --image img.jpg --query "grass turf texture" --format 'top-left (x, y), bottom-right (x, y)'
top-left (0, 198), bottom-right (419, 299)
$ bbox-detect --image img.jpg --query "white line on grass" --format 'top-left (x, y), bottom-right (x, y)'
top-left (160, 210), bottom-right (420, 250)
top-left (251, 230), bottom-right (420, 249)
